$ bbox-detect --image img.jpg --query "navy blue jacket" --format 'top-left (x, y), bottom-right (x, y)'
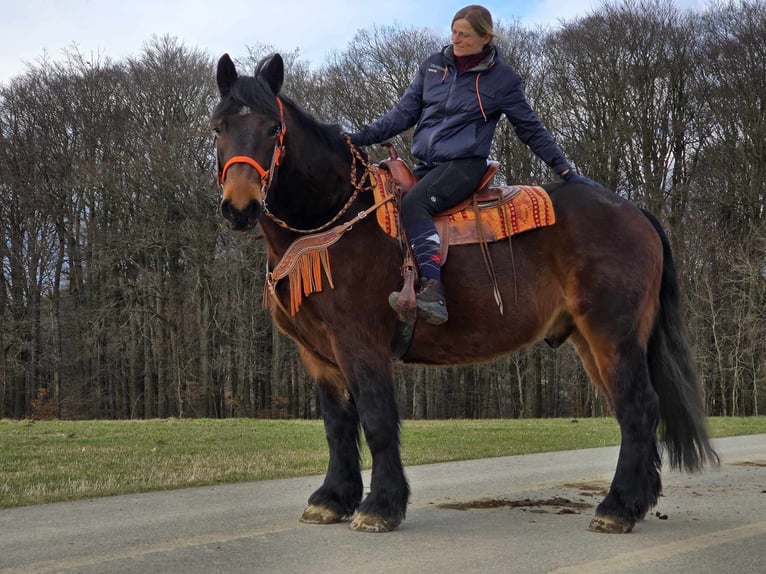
top-left (351, 45), bottom-right (571, 174)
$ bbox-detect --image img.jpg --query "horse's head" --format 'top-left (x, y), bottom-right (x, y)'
top-left (213, 53), bottom-right (286, 230)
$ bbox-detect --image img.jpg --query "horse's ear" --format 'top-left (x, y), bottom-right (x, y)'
top-left (217, 53), bottom-right (238, 97)
top-left (255, 53), bottom-right (284, 95)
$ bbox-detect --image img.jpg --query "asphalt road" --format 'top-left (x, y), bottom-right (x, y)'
top-left (1, 434), bottom-right (764, 574)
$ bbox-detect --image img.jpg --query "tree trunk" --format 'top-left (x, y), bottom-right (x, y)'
top-left (143, 330), bottom-right (153, 419)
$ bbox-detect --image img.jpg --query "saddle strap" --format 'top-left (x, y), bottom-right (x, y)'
top-left (473, 194), bottom-right (503, 315)
top-left (393, 179), bottom-right (418, 322)
top-left (396, 256), bottom-right (418, 322)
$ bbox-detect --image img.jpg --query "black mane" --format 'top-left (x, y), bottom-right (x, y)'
top-left (213, 75), bottom-right (347, 158)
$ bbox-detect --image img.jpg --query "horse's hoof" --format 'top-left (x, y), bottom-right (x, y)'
top-left (349, 512), bottom-right (400, 533)
top-left (299, 504), bottom-right (344, 524)
top-left (588, 514), bottom-right (634, 533)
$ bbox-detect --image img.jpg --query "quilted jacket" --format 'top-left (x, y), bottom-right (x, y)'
top-left (351, 44), bottom-right (571, 174)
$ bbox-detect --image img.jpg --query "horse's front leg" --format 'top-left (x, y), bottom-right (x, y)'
top-left (300, 382), bottom-right (364, 524)
top-left (345, 355), bottom-right (410, 532)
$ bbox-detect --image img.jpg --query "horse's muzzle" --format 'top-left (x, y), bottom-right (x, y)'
top-left (221, 198), bottom-right (259, 230)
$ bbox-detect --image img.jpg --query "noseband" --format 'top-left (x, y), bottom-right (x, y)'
top-left (218, 97), bottom-right (286, 196)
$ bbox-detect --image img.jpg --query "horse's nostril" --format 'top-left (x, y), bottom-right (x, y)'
top-left (220, 199), bottom-right (233, 221)
top-left (221, 199), bottom-right (257, 230)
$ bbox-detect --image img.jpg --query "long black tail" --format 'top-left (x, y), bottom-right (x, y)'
top-left (641, 209), bottom-right (719, 472)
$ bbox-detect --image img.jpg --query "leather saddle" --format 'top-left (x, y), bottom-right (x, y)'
top-left (379, 145), bottom-right (510, 208)
top-left (377, 144), bottom-right (520, 264)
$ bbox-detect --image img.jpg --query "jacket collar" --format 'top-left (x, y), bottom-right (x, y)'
top-left (443, 44), bottom-right (497, 72)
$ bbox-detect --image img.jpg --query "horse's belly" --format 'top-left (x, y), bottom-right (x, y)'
top-left (403, 304), bottom-right (557, 365)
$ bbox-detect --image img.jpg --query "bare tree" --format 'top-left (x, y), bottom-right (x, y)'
top-left (1, 1), bottom-right (764, 419)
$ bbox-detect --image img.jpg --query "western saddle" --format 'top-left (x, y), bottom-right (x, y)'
top-left (378, 143), bottom-right (508, 216)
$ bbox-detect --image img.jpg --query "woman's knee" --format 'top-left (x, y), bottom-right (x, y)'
top-left (400, 189), bottom-right (433, 226)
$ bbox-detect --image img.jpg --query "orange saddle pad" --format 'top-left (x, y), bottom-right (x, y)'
top-left (371, 167), bottom-right (556, 245)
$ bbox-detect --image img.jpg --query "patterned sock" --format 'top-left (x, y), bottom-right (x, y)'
top-left (407, 220), bottom-right (441, 282)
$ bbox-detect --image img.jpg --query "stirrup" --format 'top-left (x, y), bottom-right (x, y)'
top-left (388, 291), bottom-right (401, 312)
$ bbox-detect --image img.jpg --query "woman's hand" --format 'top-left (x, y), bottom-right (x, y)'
top-left (560, 169), bottom-right (600, 187)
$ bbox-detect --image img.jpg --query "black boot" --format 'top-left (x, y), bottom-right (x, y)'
top-left (415, 278), bottom-right (448, 325)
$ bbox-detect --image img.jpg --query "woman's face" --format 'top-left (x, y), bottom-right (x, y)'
top-left (451, 18), bottom-right (491, 57)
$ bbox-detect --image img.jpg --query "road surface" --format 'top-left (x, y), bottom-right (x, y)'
top-left (1, 434), bottom-right (764, 573)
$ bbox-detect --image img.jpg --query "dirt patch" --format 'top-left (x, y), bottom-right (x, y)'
top-left (560, 481), bottom-right (610, 497)
top-left (436, 496), bottom-right (592, 514)
top-left (730, 461), bottom-right (766, 468)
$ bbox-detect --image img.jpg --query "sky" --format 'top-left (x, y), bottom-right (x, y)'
top-left (1, 0), bottom-right (710, 85)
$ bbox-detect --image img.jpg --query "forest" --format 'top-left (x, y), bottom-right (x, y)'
top-left (1, 0), bottom-right (764, 420)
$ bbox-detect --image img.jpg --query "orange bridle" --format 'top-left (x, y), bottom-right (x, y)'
top-left (218, 97), bottom-right (286, 195)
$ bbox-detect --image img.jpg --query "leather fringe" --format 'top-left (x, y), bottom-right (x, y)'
top-left (261, 192), bottom-right (393, 317)
top-left (292, 248), bottom-right (333, 315)
top-left (264, 232), bottom-right (339, 316)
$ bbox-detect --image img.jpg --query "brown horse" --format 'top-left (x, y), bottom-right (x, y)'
top-left (212, 53), bottom-right (717, 534)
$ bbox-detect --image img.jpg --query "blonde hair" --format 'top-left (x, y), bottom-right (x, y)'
top-left (451, 5), bottom-right (499, 39)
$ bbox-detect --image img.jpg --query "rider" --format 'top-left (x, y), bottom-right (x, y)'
top-left (348, 4), bottom-right (599, 325)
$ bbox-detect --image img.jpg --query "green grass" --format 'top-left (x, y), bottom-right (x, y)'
top-left (1, 416), bottom-right (764, 509)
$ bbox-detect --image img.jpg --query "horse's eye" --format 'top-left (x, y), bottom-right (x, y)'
top-left (212, 125), bottom-right (222, 136)
top-left (270, 123), bottom-right (283, 137)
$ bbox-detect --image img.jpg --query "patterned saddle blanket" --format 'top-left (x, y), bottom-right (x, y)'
top-left (372, 165), bottom-right (556, 263)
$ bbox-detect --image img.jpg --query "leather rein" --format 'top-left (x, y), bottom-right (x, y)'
top-left (217, 97), bottom-right (379, 234)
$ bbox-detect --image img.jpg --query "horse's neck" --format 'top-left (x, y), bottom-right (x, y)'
top-left (267, 140), bottom-right (360, 230)
top-left (274, 172), bottom-right (349, 227)
top-left (259, 220), bottom-right (288, 253)
top-left (260, 116), bottom-right (365, 249)
top-left (259, 174), bottom-right (351, 258)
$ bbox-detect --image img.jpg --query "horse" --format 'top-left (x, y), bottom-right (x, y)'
top-left (212, 52), bottom-right (718, 534)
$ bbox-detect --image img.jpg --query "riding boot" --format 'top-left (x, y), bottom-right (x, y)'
top-left (389, 278), bottom-right (448, 325)
top-left (415, 278), bottom-right (448, 325)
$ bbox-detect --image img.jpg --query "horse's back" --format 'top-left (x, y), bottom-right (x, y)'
top-left (545, 182), bottom-right (663, 277)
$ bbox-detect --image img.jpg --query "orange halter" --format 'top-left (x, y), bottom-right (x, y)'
top-left (218, 97), bottom-right (286, 194)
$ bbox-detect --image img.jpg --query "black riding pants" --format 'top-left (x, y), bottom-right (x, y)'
top-left (401, 158), bottom-right (488, 281)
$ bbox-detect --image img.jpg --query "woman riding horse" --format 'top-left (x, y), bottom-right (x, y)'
top-left (349, 5), bottom-right (599, 325)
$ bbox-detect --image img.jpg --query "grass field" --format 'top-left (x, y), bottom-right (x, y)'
top-left (1, 416), bottom-right (764, 509)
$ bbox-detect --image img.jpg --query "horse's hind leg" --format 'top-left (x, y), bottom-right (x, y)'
top-left (570, 331), bottom-right (612, 405)
top-left (299, 351), bottom-right (363, 524)
top-left (586, 338), bottom-right (661, 533)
